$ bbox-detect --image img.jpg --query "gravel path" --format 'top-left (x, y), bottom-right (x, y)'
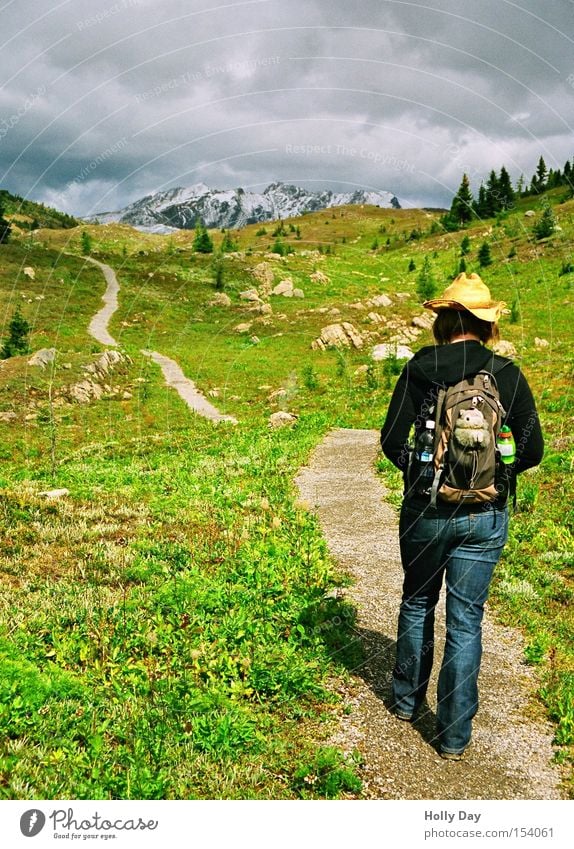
top-left (295, 427), bottom-right (565, 800)
top-left (83, 257), bottom-right (237, 423)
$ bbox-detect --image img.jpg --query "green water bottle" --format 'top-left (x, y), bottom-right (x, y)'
top-left (497, 425), bottom-right (516, 465)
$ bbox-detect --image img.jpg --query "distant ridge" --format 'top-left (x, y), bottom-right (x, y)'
top-left (89, 182), bottom-right (401, 232)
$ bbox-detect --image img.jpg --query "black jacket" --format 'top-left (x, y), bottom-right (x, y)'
top-left (380, 341), bottom-right (544, 482)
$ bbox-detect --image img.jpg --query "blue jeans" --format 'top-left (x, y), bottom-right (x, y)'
top-left (392, 499), bottom-right (509, 754)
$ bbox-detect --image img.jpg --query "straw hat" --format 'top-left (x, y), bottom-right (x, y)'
top-left (423, 272), bottom-right (505, 322)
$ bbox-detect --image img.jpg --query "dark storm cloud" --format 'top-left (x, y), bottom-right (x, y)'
top-left (1, 0), bottom-right (573, 215)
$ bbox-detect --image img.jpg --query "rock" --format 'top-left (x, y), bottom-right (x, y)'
top-left (122, 391), bottom-right (133, 400)
top-left (23, 267), bottom-right (35, 280)
top-left (268, 411), bottom-right (298, 428)
top-left (310, 270), bottom-right (330, 285)
top-left (239, 288), bottom-right (261, 302)
top-left (268, 388), bottom-right (288, 401)
top-left (250, 335), bottom-right (260, 344)
top-left (524, 210), bottom-right (536, 218)
top-left (328, 308), bottom-right (341, 316)
top-left (252, 262), bottom-right (275, 296)
top-left (234, 322), bottom-right (253, 333)
top-left (312, 322), bottom-right (364, 351)
top-left (372, 343), bottom-right (414, 361)
top-left (367, 312), bottom-right (385, 324)
top-left (412, 313), bottom-right (435, 330)
top-left (395, 292), bottom-right (410, 300)
top-left (249, 302), bottom-right (273, 315)
top-left (67, 379), bottom-right (104, 403)
top-left (62, 363), bottom-right (72, 369)
top-left (348, 302), bottom-right (366, 310)
top-left (272, 278), bottom-right (294, 296)
top-left (209, 292), bottom-right (231, 307)
top-left (534, 337), bottom-right (550, 349)
top-left (369, 293), bottom-right (392, 308)
top-left (38, 488), bottom-right (69, 499)
top-left (208, 388), bottom-right (220, 398)
top-left (85, 349), bottom-right (129, 378)
top-left (292, 288), bottom-right (305, 298)
top-left (0, 411), bottom-right (17, 422)
top-left (353, 365), bottom-right (370, 377)
top-left (493, 340), bottom-right (517, 358)
top-left (27, 348), bottom-right (57, 368)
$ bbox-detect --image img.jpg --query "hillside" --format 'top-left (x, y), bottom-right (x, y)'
top-left (0, 191), bottom-right (572, 799)
top-left (0, 189), bottom-right (78, 232)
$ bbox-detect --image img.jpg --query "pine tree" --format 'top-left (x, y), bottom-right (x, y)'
top-left (193, 223), bottom-right (214, 253)
top-left (213, 259), bottom-right (225, 291)
top-left (516, 174), bottom-right (525, 197)
top-left (81, 231), bottom-right (92, 254)
top-left (459, 257), bottom-right (467, 273)
top-left (474, 184), bottom-right (488, 218)
top-left (220, 230), bottom-right (238, 252)
top-left (1, 307), bottom-right (30, 358)
top-left (498, 166), bottom-right (515, 209)
top-left (0, 197), bottom-right (12, 245)
top-left (533, 205), bottom-right (556, 239)
top-left (416, 255), bottom-right (436, 300)
top-left (449, 173), bottom-right (474, 227)
top-left (460, 235), bottom-right (471, 255)
top-left (484, 170), bottom-right (501, 216)
top-left (408, 258), bottom-right (416, 272)
top-left (535, 156), bottom-right (547, 191)
top-left (478, 241), bottom-right (493, 267)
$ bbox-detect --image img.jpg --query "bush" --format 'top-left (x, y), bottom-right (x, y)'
top-left (1, 307), bottom-right (30, 359)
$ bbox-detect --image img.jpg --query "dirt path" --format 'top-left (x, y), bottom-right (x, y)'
top-left (83, 257), bottom-right (237, 423)
top-left (295, 427), bottom-right (565, 800)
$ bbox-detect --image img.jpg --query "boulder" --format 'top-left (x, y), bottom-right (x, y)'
top-left (310, 270), bottom-right (330, 285)
top-left (524, 210), bottom-right (536, 218)
top-left (493, 340), bottom-right (518, 358)
top-left (67, 379), bottom-right (104, 403)
top-left (239, 288), bottom-right (261, 302)
top-left (372, 343), bottom-right (414, 361)
top-left (534, 337), bottom-right (550, 349)
top-left (251, 262), bottom-right (275, 296)
top-left (369, 293), bottom-right (392, 308)
top-left (23, 267), bottom-right (35, 280)
top-left (38, 488), bottom-right (69, 499)
top-left (85, 349), bottom-right (128, 378)
top-left (234, 322), bottom-right (252, 333)
top-left (0, 411), bottom-right (17, 422)
top-left (209, 292), bottom-right (231, 307)
top-left (292, 288), bottom-right (305, 298)
top-left (268, 411), bottom-right (298, 428)
top-left (272, 278), bottom-right (294, 296)
top-left (367, 312), bottom-right (385, 324)
top-left (27, 348), bottom-right (57, 368)
top-left (348, 302), bottom-right (366, 310)
top-left (412, 313), bottom-right (435, 330)
top-left (312, 322), bottom-right (364, 351)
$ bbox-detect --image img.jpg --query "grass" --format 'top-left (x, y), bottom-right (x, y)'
top-left (0, 189), bottom-right (573, 797)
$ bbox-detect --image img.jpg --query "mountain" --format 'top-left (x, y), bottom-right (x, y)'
top-left (0, 189), bottom-right (78, 230)
top-left (90, 182), bottom-right (401, 232)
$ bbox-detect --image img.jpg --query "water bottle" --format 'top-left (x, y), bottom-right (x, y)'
top-left (414, 420), bottom-right (436, 495)
top-left (496, 425), bottom-right (516, 465)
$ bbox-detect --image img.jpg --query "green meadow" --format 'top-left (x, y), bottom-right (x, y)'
top-left (0, 190), bottom-right (572, 798)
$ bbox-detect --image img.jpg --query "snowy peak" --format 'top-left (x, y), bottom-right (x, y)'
top-left (90, 182), bottom-right (400, 231)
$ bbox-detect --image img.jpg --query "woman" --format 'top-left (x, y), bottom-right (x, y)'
top-left (380, 272), bottom-right (543, 760)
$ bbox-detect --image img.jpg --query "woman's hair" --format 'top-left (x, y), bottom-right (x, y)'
top-left (432, 308), bottom-right (499, 345)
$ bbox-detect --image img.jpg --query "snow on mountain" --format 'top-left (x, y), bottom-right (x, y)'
top-left (89, 182), bottom-right (400, 231)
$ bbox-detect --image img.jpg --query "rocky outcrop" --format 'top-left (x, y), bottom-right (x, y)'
top-left (209, 292), bottom-right (231, 307)
top-left (268, 411), bottom-right (298, 428)
top-left (310, 270), bottom-right (330, 286)
top-left (66, 350), bottom-right (131, 404)
top-left (27, 348), bottom-right (57, 368)
top-left (372, 343), bottom-right (414, 361)
top-left (272, 278), bottom-right (294, 297)
top-left (368, 293), bottom-right (392, 308)
top-left (312, 322), bottom-right (364, 351)
top-left (493, 340), bottom-right (518, 358)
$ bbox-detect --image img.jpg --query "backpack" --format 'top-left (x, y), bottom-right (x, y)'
top-left (428, 369), bottom-right (509, 505)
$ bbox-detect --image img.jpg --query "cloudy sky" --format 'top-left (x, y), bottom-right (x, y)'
top-left (1, 0), bottom-right (573, 216)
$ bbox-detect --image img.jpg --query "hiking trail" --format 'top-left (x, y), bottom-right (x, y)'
top-left (295, 427), bottom-right (565, 800)
top-left (83, 256), bottom-right (237, 423)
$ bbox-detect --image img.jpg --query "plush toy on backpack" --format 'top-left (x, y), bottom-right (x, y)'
top-left (453, 407), bottom-right (491, 449)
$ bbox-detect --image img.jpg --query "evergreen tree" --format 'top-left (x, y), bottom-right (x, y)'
top-left (533, 205), bottom-right (556, 239)
top-left (81, 230), bottom-right (92, 254)
top-left (193, 223), bottom-right (214, 253)
top-left (484, 170), bottom-right (501, 216)
top-left (220, 230), bottom-right (238, 252)
top-left (474, 184), bottom-right (488, 218)
top-left (1, 307), bottom-right (30, 358)
top-left (459, 257), bottom-right (467, 273)
top-left (213, 259), bottom-right (225, 291)
top-left (478, 241), bottom-right (493, 267)
top-left (516, 174), bottom-right (525, 197)
top-left (563, 160), bottom-right (572, 188)
top-left (498, 166), bottom-right (515, 209)
top-left (535, 156), bottom-right (547, 191)
top-left (0, 197), bottom-right (12, 244)
top-left (460, 235), bottom-right (471, 255)
top-left (408, 258), bottom-right (416, 272)
top-left (449, 173), bottom-right (474, 227)
top-left (416, 255), bottom-right (437, 301)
